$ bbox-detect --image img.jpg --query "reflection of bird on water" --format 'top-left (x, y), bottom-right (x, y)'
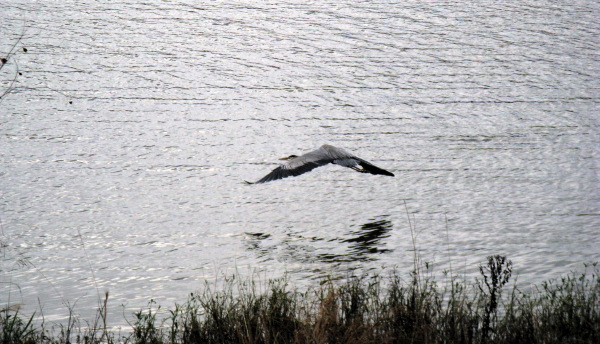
top-left (320, 218), bottom-right (394, 263)
top-left (343, 219), bottom-right (393, 256)
top-left (248, 144), bottom-right (395, 184)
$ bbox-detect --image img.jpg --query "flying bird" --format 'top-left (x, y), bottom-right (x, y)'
top-left (248, 144), bottom-right (394, 184)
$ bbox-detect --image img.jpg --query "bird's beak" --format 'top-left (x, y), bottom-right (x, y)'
top-left (279, 157), bottom-right (291, 160)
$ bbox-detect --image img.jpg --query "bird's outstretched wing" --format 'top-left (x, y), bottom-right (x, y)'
top-left (324, 144), bottom-right (395, 177)
top-left (356, 159), bottom-right (395, 177)
top-left (252, 147), bottom-right (333, 184)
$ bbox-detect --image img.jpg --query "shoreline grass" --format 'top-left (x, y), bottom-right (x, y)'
top-left (1, 257), bottom-right (598, 344)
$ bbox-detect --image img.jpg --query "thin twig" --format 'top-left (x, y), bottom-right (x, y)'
top-left (0, 30), bottom-right (26, 103)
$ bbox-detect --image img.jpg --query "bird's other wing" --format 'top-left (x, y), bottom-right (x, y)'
top-left (253, 148), bottom-right (333, 184)
top-left (357, 158), bottom-right (395, 177)
top-left (321, 145), bottom-right (394, 177)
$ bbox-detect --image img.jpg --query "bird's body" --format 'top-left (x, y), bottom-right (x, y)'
top-left (250, 144), bottom-right (394, 184)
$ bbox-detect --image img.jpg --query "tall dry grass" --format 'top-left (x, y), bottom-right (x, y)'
top-left (2, 259), bottom-right (598, 344)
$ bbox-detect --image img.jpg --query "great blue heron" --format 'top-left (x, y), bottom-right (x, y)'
top-left (248, 144), bottom-right (394, 184)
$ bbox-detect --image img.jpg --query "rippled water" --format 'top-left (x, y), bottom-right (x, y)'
top-left (1, 0), bottom-right (599, 327)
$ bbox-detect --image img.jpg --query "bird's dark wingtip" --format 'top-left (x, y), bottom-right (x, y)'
top-left (359, 161), bottom-right (395, 177)
top-left (243, 180), bottom-right (255, 185)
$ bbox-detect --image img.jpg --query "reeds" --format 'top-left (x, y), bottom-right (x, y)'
top-left (1, 259), bottom-right (598, 344)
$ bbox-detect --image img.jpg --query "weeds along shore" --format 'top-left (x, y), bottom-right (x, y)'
top-left (1, 256), bottom-right (598, 344)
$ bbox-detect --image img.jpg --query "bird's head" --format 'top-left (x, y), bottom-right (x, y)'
top-left (279, 154), bottom-right (298, 161)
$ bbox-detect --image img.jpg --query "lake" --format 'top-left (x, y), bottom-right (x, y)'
top-left (1, 0), bottom-right (599, 328)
